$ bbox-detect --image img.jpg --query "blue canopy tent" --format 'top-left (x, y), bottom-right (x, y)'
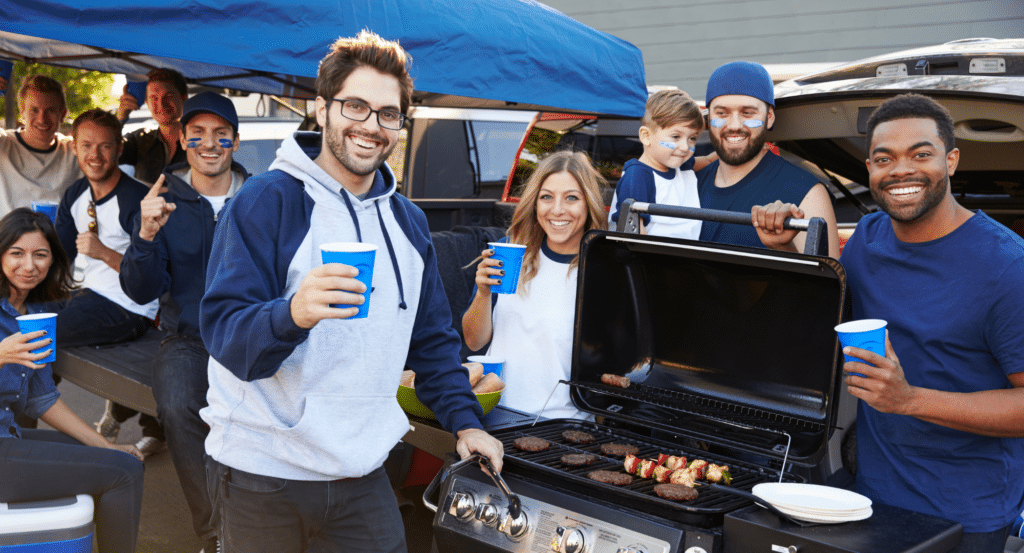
top-left (0, 0), bottom-right (647, 117)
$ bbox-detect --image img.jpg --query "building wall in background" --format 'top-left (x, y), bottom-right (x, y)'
top-left (542, 0), bottom-right (1023, 99)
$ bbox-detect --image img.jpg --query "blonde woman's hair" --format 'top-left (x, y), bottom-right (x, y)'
top-left (508, 150), bottom-right (607, 291)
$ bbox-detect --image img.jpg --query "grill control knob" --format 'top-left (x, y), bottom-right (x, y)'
top-left (449, 492), bottom-right (476, 521)
top-left (500, 510), bottom-right (529, 540)
top-left (553, 526), bottom-right (586, 553)
top-left (616, 548), bottom-right (647, 553)
top-left (475, 503), bottom-right (499, 526)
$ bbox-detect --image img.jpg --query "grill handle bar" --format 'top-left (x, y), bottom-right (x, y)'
top-left (615, 199), bottom-right (829, 257)
top-left (422, 454), bottom-right (522, 520)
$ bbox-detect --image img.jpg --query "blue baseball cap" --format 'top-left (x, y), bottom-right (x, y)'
top-left (706, 61), bottom-right (774, 107)
top-left (180, 91), bottom-right (239, 132)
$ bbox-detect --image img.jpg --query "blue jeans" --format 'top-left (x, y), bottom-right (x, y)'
top-left (45, 288), bottom-right (164, 439)
top-left (0, 429), bottom-right (144, 553)
top-left (206, 457), bottom-right (406, 553)
top-left (950, 524), bottom-right (1012, 553)
top-left (151, 334), bottom-right (215, 541)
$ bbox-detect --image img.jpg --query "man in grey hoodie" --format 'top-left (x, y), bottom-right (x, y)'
top-left (199, 31), bottom-right (503, 552)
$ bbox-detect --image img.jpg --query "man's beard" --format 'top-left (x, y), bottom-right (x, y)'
top-left (324, 109), bottom-right (394, 177)
top-left (710, 124), bottom-right (768, 166)
top-left (872, 174), bottom-right (949, 223)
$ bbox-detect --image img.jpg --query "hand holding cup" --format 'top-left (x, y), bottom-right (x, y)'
top-left (289, 263), bottom-right (367, 329)
top-left (0, 330), bottom-right (51, 369)
top-left (486, 242), bottom-right (526, 294)
top-left (473, 248), bottom-right (504, 297)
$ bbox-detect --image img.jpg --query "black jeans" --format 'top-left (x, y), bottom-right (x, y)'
top-left (206, 457), bottom-right (406, 553)
top-left (0, 429), bottom-right (144, 553)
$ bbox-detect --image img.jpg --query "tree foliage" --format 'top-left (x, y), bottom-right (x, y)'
top-left (1, 61), bottom-right (117, 131)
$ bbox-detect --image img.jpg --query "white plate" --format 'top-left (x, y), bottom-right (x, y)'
top-left (752, 483), bottom-right (872, 513)
top-left (774, 504), bottom-right (873, 524)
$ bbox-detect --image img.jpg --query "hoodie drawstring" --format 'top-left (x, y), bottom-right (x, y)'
top-left (375, 199), bottom-right (407, 310)
top-left (339, 189), bottom-right (363, 242)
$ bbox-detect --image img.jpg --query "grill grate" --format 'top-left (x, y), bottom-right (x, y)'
top-left (493, 419), bottom-right (801, 527)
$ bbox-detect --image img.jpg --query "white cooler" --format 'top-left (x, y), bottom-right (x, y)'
top-left (0, 495), bottom-right (93, 552)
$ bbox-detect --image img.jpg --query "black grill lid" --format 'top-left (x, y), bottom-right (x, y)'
top-left (569, 231), bottom-right (846, 466)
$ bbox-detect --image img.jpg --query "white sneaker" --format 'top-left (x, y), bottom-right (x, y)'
top-left (93, 400), bottom-right (120, 443)
top-left (134, 436), bottom-right (167, 459)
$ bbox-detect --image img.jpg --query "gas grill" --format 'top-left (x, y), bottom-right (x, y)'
top-left (425, 218), bottom-right (960, 553)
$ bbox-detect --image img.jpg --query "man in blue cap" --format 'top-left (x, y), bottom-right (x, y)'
top-left (120, 90), bottom-right (249, 553)
top-left (697, 61), bottom-right (839, 257)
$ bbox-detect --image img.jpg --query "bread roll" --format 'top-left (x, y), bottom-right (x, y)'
top-left (472, 372), bottom-right (505, 394)
top-left (463, 362), bottom-right (484, 387)
top-left (400, 370), bottom-right (416, 388)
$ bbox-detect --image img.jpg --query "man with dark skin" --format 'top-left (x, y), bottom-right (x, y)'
top-left (838, 93), bottom-right (1024, 551)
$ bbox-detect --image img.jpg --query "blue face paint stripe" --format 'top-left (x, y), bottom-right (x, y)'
top-left (710, 118), bottom-right (764, 128)
top-left (219, 139), bottom-right (234, 148)
top-left (187, 138), bottom-right (202, 148)
top-left (659, 141), bottom-right (677, 150)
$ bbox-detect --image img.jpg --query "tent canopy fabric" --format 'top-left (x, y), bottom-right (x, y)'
top-left (0, 0), bottom-right (647, 117)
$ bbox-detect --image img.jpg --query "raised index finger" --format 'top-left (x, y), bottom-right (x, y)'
top-left (145, 174), bottom-right (168, 199)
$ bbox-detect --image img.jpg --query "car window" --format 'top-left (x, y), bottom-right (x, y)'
top-left (406, 118), bottom-right (528, 200)
top-left (509, 121), bottom-right (643, 205)
top-left (465, 120), bottom-right (528, 199)
top-left (235, 139), bottom-right (285, 177)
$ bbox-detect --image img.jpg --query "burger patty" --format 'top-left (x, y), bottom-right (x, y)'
top-left (600, 442), bottom-right (639, 457)
top-left (587, 470), bottom-right (633, 486)
top-left (513, 436), bottom-right (550, 452)
top-left (562, 430), bottom-right (595, 444)
top-left (653, 483), bottom-right (699, 501)
top-left (560, 453), bottom-right (596, 467)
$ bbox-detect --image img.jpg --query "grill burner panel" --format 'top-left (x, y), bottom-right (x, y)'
top-left (494, 419), bottom-right (800, 528)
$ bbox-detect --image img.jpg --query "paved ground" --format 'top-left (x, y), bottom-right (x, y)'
top-left (54, 380), bottom-right (438, 553)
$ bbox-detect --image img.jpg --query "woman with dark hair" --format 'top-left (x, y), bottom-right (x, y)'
top-left (0, 208), bottom-right (144, 553)
top-left (463, 151), bottom-right (608, 419)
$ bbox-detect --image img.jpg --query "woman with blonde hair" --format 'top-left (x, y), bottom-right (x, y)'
top-left (463, 150), bottom-right (607, 419)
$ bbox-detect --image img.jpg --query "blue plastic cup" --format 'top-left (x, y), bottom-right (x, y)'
top-left (16, 313), bottom-right (57, 364)
top-left (126, 80), bottom-right (147, 107)
top-left (467, 355), bottom-right (503, 378)
top-left (31, 201), bottom-right (59, 223)
top-left (835, 319), bottom-right (887, 378)
top-left (487, 242), bottom-right (526, 294)
top-left (0, 59), bottom-right (12, 97)
top-left (320, 242), bottom-right (377, 319)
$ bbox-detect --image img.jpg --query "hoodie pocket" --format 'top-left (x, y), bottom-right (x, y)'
top-left (270, 394), bottom-right (409, 478)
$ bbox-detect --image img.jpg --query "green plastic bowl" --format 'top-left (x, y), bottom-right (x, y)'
top-left (397, 385), bottom-right (502, 420)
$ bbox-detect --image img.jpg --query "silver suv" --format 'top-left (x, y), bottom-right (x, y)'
top-left (771, 37), bottom-right (1024, 233)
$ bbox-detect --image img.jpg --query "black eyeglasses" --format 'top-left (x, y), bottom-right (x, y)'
top-left (325, 98), bottom-right (406, 130)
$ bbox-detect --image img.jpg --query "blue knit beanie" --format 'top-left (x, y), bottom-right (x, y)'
top-left (705, 61), bottom-right (774, 107)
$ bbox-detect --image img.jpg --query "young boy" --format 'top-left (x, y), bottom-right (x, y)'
top-left (608, 89), bottom-right (715, 238)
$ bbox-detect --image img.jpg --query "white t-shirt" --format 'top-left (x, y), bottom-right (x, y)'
top-left (201, 193), bottom-right (228, 218)
top-left (0, 130), bottom-right (81, 215)
top-left (486, 242), bottom-right (589, 420)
